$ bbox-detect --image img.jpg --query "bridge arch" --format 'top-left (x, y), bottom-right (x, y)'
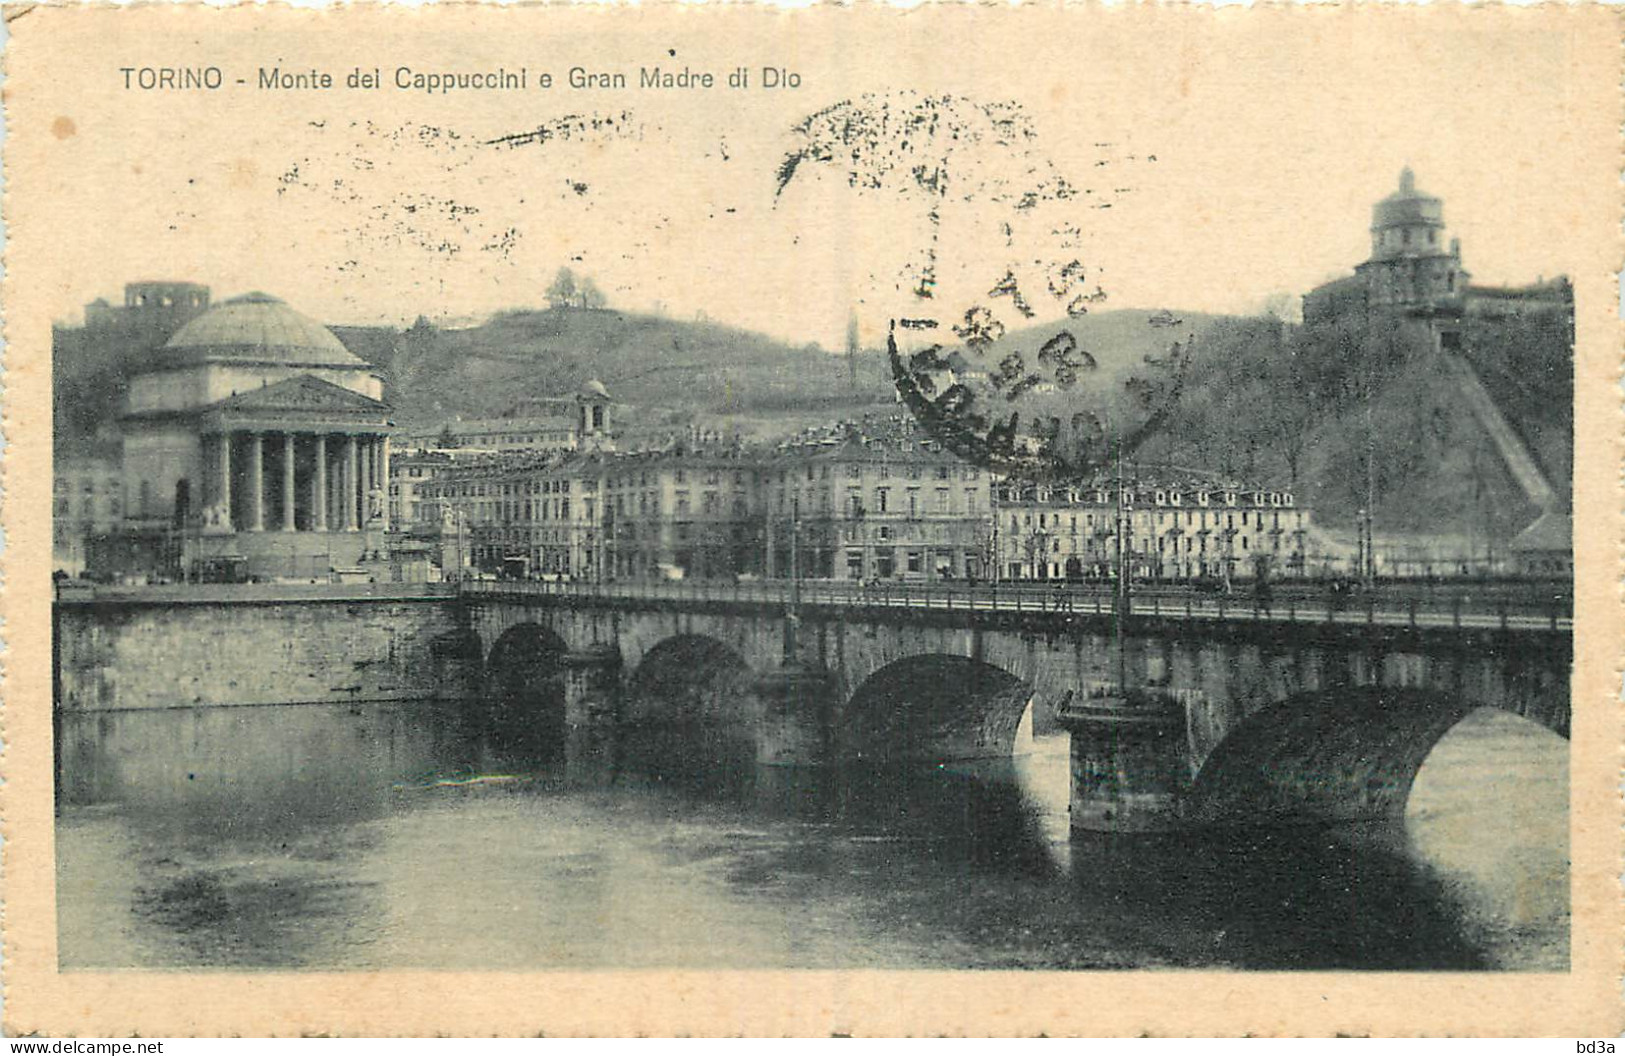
top-left (484, 623), bottom-right (572, 757)
top-left (841, 654), bottom-right (1032, 764)
top-left (626, 634), bottom-right (755, 726)
top-left (1186, 685), bottom-right (1568, 825)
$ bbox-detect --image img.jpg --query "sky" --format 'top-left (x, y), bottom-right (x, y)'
top-left (19, 7), bottom-right (1592, 350)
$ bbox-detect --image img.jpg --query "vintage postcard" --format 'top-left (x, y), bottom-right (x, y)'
top-left (3, 2), bottom-right (1621, 1037)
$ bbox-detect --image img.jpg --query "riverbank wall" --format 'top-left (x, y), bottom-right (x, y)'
top-left (53, 584), bottom-right (464, 711)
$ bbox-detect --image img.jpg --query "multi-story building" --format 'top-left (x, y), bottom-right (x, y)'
top-left (403, 381), bottom-right (616, 456)
top-left (763, 423), bottom-right (992, 582)
top-left (387, 449), bottom-right (495, 528)
top-left (994, 480), bottom-right (1311, 582)
top-left (413, 451), bottom-right (611, 579)
top-left (602, 447), bottom-right (762, 581)
top-left (53, 456), bottom-right (124, 573)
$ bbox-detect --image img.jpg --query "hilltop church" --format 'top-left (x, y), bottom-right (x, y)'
top-left (1302, 167), bottom-right (1572, 332)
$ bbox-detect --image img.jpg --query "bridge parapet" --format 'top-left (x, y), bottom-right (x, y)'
top-left (457, 578), bottom-right (1571, 636)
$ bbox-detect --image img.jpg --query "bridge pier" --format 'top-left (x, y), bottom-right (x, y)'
top-left (430, 629), bottom-right (485, 703)
top-left (561, 644), bottom-right (623, 769)
top-left (750, 661), bottom-right (837, 768)
top-left (1058, 688), bottom-right (1189, 834)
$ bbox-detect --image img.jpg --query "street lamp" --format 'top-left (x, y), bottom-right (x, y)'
top-left (784, 493), bottom-right (802, 663)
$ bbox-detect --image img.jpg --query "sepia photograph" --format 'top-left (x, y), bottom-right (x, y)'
top-left (5, 2), bottom-right (1621, 1037)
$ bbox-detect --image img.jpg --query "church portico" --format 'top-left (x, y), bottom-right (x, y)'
top-left (201, 426), bottom-right (392, 538)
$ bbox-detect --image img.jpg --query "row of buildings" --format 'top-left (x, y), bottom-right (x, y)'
top-left (400, 415), bottom-right (1313, 585)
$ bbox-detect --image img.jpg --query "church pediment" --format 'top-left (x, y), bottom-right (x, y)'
top-left (209, 374), bottom-right (388, 414)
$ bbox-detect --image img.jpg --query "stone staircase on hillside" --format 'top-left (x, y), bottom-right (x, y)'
top-left (1441, 354), bottom-right (1559, 512)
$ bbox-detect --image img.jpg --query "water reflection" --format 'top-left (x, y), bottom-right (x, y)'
top-left (56, 698), bottom-right (1567, 971)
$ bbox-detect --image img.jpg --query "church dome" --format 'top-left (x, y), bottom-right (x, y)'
top-left (1372, 167), bottom-right (1443, 231)
top-left (163, 292), bottom-right (362, 366)
top-left (579, 378), bottom-right (611, 399)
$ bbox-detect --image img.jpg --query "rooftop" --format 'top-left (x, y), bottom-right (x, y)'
top-left (163, 292), bottom-right (364, 368)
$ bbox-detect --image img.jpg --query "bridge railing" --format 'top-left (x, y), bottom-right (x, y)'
top-left (457, 576), bottom-right (1571, 632)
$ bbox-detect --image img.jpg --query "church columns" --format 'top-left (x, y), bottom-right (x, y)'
top-left (344, 435), bottom-right (360, 531)
top-left (215, 432), bottom-right (233, 530)
top-left (360, 435), bottom-right (374, 526)
top-left (378, 437), bottom-right (391, 533)
top-left (205, 427), bottom-right (386, 538)
top-left (246, 432), bottom-right (265, 532)
top-left (312, 434), bottom-right (328, 531)
top-left (281, 433), bottom-right (297, 532)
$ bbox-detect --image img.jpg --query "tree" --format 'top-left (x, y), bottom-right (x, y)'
top-left (578, 276), bottom-right (608, 310)
top-left (436, 424), bottom-right (459, 449)
top-left (1021, 524), bottom-right (1051, 579)
top-left (404, 314), bottom-right (436, 342)
top-left (546, 267), bottom-right (578, 310)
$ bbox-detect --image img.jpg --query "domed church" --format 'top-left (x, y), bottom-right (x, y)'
top-left (118, 291), bottom-right (395, 578)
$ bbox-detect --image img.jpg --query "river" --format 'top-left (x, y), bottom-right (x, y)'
top-left (55, 699), bottom-right (1567, 971)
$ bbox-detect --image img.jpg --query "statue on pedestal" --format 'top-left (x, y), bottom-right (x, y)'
top-left (200, 502), bottom-right (232, 535)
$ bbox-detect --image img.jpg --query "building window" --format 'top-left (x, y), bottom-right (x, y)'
top-left (875, 488), bottom-right (889, 513)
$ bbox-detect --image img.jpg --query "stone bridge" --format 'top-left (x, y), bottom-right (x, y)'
top-left (52, 579), bottom-right (1570, 833)
top-left (456, 579), bottom-right (1571, 832)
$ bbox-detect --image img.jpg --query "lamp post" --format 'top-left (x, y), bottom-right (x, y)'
top-left (453, 509), bottom-right (466, 582)
top-left (1113, 427), bottom-right (1131, 692)
top-left (784, 493), bottom-right (802, 663)
top-left (990, 476), bottom-right (1001, 584)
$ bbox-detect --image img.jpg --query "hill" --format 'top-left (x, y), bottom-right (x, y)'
top-left (375, 307), bottom-right (899, 433)
top-left (1128, 310), bottom-right (1572, 540)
